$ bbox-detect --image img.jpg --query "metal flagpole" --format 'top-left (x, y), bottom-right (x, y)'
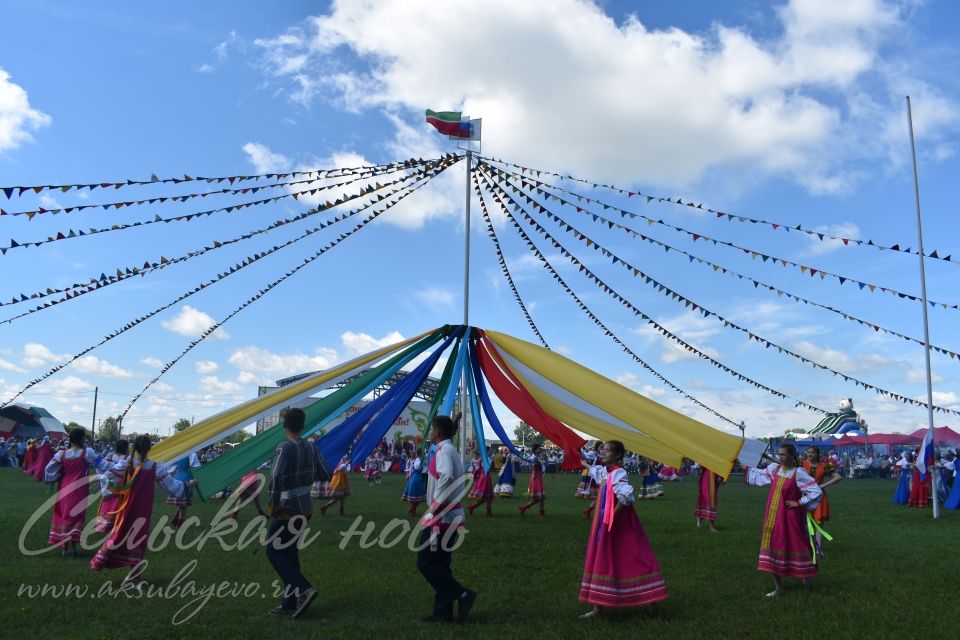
top-left (460, 149), bottom-right (473, 464)
top-left (906, 95), bottom-right (940, 520)
top-left (90, 386), bottom-right (98, 439)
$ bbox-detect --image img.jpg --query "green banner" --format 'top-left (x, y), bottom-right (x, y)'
top-left (191, 329), bottom-right (444, 499)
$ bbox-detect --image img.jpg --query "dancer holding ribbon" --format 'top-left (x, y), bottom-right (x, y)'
top-left (743, 444), bottom-right (824, 597)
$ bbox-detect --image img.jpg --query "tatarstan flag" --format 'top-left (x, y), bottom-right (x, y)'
top-left (425, 109), bottom-right (481, 140)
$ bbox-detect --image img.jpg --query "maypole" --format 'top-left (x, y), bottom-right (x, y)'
top-left (460, 147), bottom-right (473, 463)
top-left (906, 95), bottom-right (940, 520)
top-left (425, 109), bottom-right (481, 463)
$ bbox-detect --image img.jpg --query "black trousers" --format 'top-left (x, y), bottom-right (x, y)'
top-left (266, 517), bottom-right (312, 609)
top-left (416, 528), bottom-right (464, 617)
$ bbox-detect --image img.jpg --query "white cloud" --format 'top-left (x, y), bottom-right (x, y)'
top-left (228, 345), bottom-right (340, 380)
top-left (252, 0), bottom-right (956, 193)
top-left (0, 357), bottom-right (23, 372)
top-left (140, 357), bottom-right (164, 369)
top-left (0, 67), bottom-right (51, 153)
top-left (73, 356), bottom-right (136, 378)
top-left (214, 30), bottom-right (238, 61)
top-left (791, 340), bottom-right (893, 374)
top-left (805, 222), bottom-right (861, 256)
top-left (161, 305), bottom-right (229, 340)
top-left (242, 142), bottom-right (292, 174)
top-left (929, 391), bottom-right (959, 408)
top-left (195, 30), bottom-right (241, 74)
top-left (616, 372), bottom-right (667, 398)
top-left (34, 375), bottom-right (94, 395)
top-left (904, 368), bottom-right (944, 385)
top-left (340, 330), bottom-right (405, 357)
top-left (151, 381), bottom-right (176, 394)
top-left (195, 360), bottom-right (219, 375)
top-left (198, 376), bottom-right (243, 396)
top-left (633, 311), bottom-right (722, 364)
top-left (22, 343), bottom-right (68, 368)
top-left (413, 286), bottom-right (456, 311)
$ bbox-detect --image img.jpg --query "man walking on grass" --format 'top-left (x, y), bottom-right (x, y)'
top-left (266, 407), bottom-right (328, 618)
top-left (417, 414), bottom-right (477, 623)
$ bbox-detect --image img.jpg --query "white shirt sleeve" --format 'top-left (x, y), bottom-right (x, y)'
top-left (795, 467), bottom-right (823, 510)
top-left (745, 464), bottom-right (776, 487)
top-left (611, 468), bottom-right (635, 504)
top-left (587, 464), bottom-right (607, 484)
top-left (153, 461), bottom-right (186, 498)
top-left (43, 450), bottom-right (64, 483)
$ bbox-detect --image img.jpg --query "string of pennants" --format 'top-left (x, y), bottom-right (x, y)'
top-left (474, 174), bottom-right (744, 427)
top-left (117, 162), bottom-right (454, 419)
top-left (0, 157), bottom-right (457, 410)
top-left (480, 162), bottom-right (959, 312)
top-left (0, 160), bottom-right (436, 256)
top-left (472, 179), bottom-right (549, 349)
top-left (488, 167), bottom-right (960, 362)
top-left (0, 156), bottom-right (448, 201)
top-left (480, 155), bottom-right (960, 269)
top-left (0, 157), bottom-right (431, 219)
top-left (0, 163), bottom-right (440, 322)
top-left (477, 166), bottom-right (960, 417)
top-left (475, 171), bottom-right (772, 426)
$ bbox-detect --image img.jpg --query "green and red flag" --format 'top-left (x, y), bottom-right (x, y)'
top-left (425, 109), bottom-right (481, 140)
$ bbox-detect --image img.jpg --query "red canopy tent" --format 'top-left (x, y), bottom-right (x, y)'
top-left (833, 433), bottom-right (920, 446)
top-left (909, 426), bottom-right (960, 447)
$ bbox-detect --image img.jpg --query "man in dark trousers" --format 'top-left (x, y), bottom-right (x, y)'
top-left (266, 407), bottom-right (327, 617)
top-left (417, 414), bottom-right (477, 623)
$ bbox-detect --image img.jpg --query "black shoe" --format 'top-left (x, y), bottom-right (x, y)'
top-left (458, 589), bottom-right (478, 622)
top-left (292, 588), bottom-right (317, 619)
top-left (419, 613), bottom-right (454, 623)
top-left (269, 606), bottom-right (295, 616)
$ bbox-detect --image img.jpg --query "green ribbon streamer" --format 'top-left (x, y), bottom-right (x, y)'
top-left (806, 512), bottom-right (834, 564)
top-left (191, 329), bottom-right (445, 499)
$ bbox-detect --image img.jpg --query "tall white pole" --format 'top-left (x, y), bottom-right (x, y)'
top-left (460, 150), bottom-right (473, 464)
top-left (906, 95), bottom-right (940, 520)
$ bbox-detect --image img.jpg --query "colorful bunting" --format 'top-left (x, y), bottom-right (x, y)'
top-left (0, 163), bottom-right (444, 324)
top-left (1, 158), bottom-right (458, 410)
top-left (481, 162), bottom-right (960, 312)
top-left (0, 155), bottom-right (455, 201)
top-left (488, 168), bottom-right (960, 362)
top-left (479, 167), bottom-right (960, 417)
top-left (479, 155), bottom-right (960, 268)
top-left (474, 171), bottom-right (747, 426)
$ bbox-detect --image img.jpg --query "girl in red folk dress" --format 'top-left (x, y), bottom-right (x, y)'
top-left (694, 464), bottom-right (724, 533)
top-left (579, 440), bottom-right (668, 619)
top-left (94, 440), bottom-right (129, 533)
top-left (44, 428), bottom-right (108, 556)
top-left (90, 435), bottom-right (197, 573)
top-left (21, 439), bottom-right (37, 475)
top-left (519, 444), bottom-right (547, 517)
top-left (908, 447), bottom-right (932, 508)
top-left (744, 445), bottom-right (823, 597)
top-left (466, 449), bottom-right (495, 516)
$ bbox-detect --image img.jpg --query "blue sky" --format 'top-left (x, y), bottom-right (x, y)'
top-left (1, 0), bottom-right (958, 438)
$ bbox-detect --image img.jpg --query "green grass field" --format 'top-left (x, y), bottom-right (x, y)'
top-left (2, 468), bottom-right (956, 639)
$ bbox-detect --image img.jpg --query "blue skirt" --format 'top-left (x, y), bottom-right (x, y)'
top-left (402, 473), bottom-right (426, 503)
top-left (945, 474), bottom-right (960, 510)
top-left (892, 471), bottom-right (910, 505)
